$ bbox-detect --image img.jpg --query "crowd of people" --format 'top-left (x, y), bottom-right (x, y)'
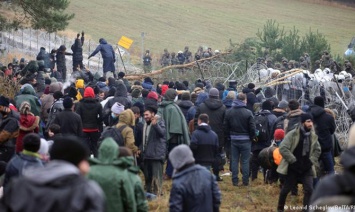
top-left (0, 36), bottom-right (354, 211)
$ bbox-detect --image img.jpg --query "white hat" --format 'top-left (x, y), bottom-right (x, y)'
top-left (111, 102), bottom-right (125, 115)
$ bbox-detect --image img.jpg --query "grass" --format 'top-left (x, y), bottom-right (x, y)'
top-left (147, 158), bottom-right (343, 211)
top-left (66, 0), bottom-right (355, 61)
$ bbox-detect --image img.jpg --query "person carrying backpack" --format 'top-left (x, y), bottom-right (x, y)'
top-left (251, 100), bottom-right (277, 181)
top-left (45, 91), bottom-right (64, 133)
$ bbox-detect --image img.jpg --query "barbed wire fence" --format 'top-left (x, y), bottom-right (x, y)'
top-left (0, 28), bottom-right (142, 75)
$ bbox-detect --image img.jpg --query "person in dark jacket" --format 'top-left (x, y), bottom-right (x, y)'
top-left (36, 47), bottom-right (51, 69)
top-left (251, 100), bottom-right (277, 181)
top-left (242, 83), bottom-right (258, 113)
top-left (169, 144), bottom-right (221, 212)
top-left (222, 80), bottom-right (237, 100)
top-left (178, 92), bottom-right (194, 123)
top-left (195, 88), bottom-right (226, 181)
top-left (53, 97), bottom-right (82, 136)
top-left (117, 72), bottom-right (131, 92)
top-left (309, 96), bottom-right (336, 175)
top-left (75, 87), bottom-right (103, 157)
top-left (273, 100), bottom-right (288, 118)
top-left (142, 77), bottom-right (154, 91)
top-left (0, 96), bottom-right (19, 162)
top-left (71, 32), bottom-right (85, 70)
top-left (284, 100), bottom-right (304, 133)
top-left (186, 92), bottom-right (208, 124)
top-left (311, 126), bottom-right (355, 207)
top-left (224, 93), bottom-right (255, 186)
top-left (56, 45), bottom-right (72, 81)
top-left (4, 133), bottom-right (43, 187)
top-left (1, 136), bottom-right (105, 212)
top-left (49, 49), bottom-right (56, 71)
top-left (190, 114), bottom-right (219, 169)
top-left (89, 38), bottom-right (116, 78)
top-left (142, 106), bottom-right (166, 195)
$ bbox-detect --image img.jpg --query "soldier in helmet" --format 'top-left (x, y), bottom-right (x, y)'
top-left (161, 48), bottom-right (170, 67)
top-left (195, 46), bottom-right (203, 61)
top-left (266, 57), bottom-right (274, 68)
top-left (183, 46), bottom-right (192, 64)
top-left (143, 50), bottom-right (152, 73)
top-left (345, 61), bottom-right (355, 76)
top-left (313, 60), bottom-right (321, 73)
top-left (282, 58), bottom-right (288, 70)
top-left (170, 52), bottom-right (179, 66)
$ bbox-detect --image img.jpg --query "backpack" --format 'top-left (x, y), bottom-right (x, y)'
top-left (254, 112), bottom-right (270, 142)
top-left (45, 98), bottom-right (64, 130)
top-left (98, 125), bottom-right (126, 147)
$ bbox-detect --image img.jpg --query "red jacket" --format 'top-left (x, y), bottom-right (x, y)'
top-left (16, 114), bottom-right (40, 153)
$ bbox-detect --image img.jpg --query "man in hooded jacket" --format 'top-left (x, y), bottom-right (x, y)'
top-left (158, 89), bottom-right (190, 179)
top-left (89, 38), bottom-right (116, 78)
top-left (88, 137), bottom-right (137, 212)
top-left (71, 32), bottom-right (85, 70)
top-left (15, 84), bottom-right (41, 117)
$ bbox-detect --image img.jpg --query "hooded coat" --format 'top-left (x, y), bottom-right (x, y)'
top-left (116, 156), bottom-right (148, 212)
top-left (56, 45), bottom-right (71, 80)
top-left (15, 84), bottom-right (41, 116)
top-left (309, 105), bottom-right (336, 152)
top-left (0, 110), bottom-right (19, 149)
top-left (2, 160), bottom-right (105, 212)
top-left (242, 87), bottom-right (258, 112)
top-left (178, 100), bottom-right (194, 122)
top-left (195, 98), bottom-right (226, 147)
top-left (71, 36), bottom-right (84, 68)
top-left (105, 83), bottom-right (131, 113)
top-left (158, 100), bottom-right (190, 145)
top-left (89, 39), bottom-right (115, 73)
top-left (40, 82), bottom-right (62, 122)
top-left (88, 138), bottom-right (137, 212)
top-left (15, 113), bottom-right (40, 153)
top-left (36, 48), bottom-right (50, 69)
top-left (75, 88), bottom-right (103, 130)
top-left (116, 110), bottom-right (138, 154)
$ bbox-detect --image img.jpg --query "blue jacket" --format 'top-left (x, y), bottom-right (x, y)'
top-left (169, 164), bottom-right (221, 212)
top-left (4, 152), bottom-right (43, 187)
top-left (190, 125), bottom-right (219, 166)
top-left (90, 39), bottom-right (115, 59)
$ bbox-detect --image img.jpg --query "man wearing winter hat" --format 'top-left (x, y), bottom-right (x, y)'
top-left (53, 97), bottom-right (82, 136)
top-left (277, 113), bottom-right (321, 211)
top-left (194, 88), bottom-right (226, 181)
top-left (309, 96), bottom-right (336, 176)
top-left (4, 133), bottom-right (43, 187)
top-left (75, 87), bottom-right (103, 157)
top-left (169, 144), bottom-right (221, 212)
top-left (0, 96), bottom-right (19, 162)
top-left (158, 89), bottom-right (190, 179)
top-left (108, 102), bottom-right (125, 126)
top-left (242, 83), bottom-right (258, 113)
top-left (2, 136), bottom-right (105, 211)
top-left (222, 80), bottom-right (237, 101)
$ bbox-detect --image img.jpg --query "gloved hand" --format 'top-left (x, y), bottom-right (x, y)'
top-left (288, 161), bottom-right (301, 173)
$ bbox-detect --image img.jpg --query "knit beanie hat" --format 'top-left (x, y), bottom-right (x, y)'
top-left (277, 100), bottom-right (288, 110)
top-left (161, 85), bottom-right (169, 96)
top-left (147, 91), bottom-right (159, 101)
top-left (248, 83), bottom-right (255, 89)
top-left (53, 91), bottom-right (63, 100)
top-left (274, 129), bottom-right (285, 141)
top-left (142, 89), bottom-right (149, 98)
top-left (111, 102), bottom-right (125, 115)
top-left (118, 72), bottom-right (125, 78)
top-left (209, 88), bottom-right (219, 98)
top-left (131, 89), bottom-right (142, 98)
top-left (19, 101), bottom-right (31, 115)
top-left (84, 87), bottom-right (95, 98)
top-left (301, 113), bottom-right (313, 123)
top-left (169, 144), bottom-right (195, 171)
top-left (23, 133), bottom-right (41, 153)
top-left (0, 96), bottom-right (10, 107)
top-left (45, 78), bottom-right (51, 85)
top-left (63, 97), bottom-right (73, 109)
top-left (262, 100), bottom-right (273, 111)
top-left (164, 89), bottom-right (177, 101)
top-left (50, 136), bottom-right (89, 166)
top-left (181, 92), bottom-right (191, 101)
top-left (314, 96), bottom-right (325, 108)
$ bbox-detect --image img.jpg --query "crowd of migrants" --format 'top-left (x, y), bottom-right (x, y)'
top-left (0, 32), bottom-right (354, 211)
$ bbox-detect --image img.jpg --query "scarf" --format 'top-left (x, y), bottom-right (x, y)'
top-left (300, 126), bottom-right (311, 156)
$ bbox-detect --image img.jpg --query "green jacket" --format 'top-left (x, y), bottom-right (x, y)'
top-left (277, 126), bottom-right (321, 176)
top-left (88, 138), bottom-right (137, 212)
top-left (15, 84), bottom-right (41, 116)
top-left (117, 156), bottom-right (148, 212)
top-left (158, 100), bottom-right (190, 145)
